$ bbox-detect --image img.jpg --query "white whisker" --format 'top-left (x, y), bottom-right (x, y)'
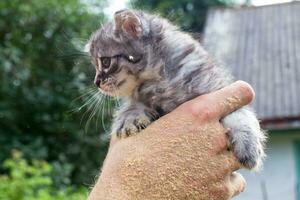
top-left (80, 91), bottom-right (100, 125)
top-left (85, 91), bottom-right (102, 132)
top-left (68, 87), bottom-right (98, 113)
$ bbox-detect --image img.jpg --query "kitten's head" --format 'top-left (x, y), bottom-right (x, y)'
top-left (86, 9), bottom-right (162, 97)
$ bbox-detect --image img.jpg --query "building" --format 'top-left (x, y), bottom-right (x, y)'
top-left (204, 2), bottom-right (300, 200)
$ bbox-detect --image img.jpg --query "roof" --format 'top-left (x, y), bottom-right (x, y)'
top-left (203, 2), bottom-right (300, 121)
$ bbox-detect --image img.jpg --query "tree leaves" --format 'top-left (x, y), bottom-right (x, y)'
top-left (0, 0), bottom-right (109, 186)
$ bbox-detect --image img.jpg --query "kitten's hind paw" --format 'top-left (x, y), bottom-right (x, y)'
top-left (232, 130), bottom-right (265, 170)
top-left (235, 148), bottom-right (261, 169)
top-left (112, 113), bottom-right (152, 138)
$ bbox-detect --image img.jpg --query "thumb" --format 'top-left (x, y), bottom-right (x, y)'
top-left (186, 81), bottom-right (255, 121)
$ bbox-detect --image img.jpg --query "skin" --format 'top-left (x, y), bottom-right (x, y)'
top-left (88, 81), bottom-right (254, 200)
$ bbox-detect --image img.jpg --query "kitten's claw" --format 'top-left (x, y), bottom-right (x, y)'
top-left (113, 113), bottom-right (152, 138)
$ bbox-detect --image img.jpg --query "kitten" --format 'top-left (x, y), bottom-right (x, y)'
top-left (86, 9), bottom-right (266, 169)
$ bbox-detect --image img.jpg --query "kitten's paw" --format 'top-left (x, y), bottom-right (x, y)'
top-left (231, 129), bottom-right (265, 170)
top-left (113, 113), bottom-right (152, 138)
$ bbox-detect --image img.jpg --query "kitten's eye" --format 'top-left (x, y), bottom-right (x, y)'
top-left (128, 55), bottom-right (134, 62)
top-left (101, 57), bottom-right (111, 68)
top-left (127, 55), bottom-right (141, 63)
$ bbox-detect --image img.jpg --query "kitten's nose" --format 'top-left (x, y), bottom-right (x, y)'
top-left (94, 72), bottom-right (111, 87)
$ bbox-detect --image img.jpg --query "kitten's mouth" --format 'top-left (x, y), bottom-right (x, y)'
top-left (99, 84), bottom-right (117, 96)
top-left (99, 79), bottom-right (124, 97)
top-left (98, 78), bottom-right (132, 97)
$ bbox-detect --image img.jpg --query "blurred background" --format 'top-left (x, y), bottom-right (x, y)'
top-left (1, 0), bottom-right (299, 199)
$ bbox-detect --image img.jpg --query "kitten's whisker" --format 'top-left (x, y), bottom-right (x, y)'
top-left (81, 95), bottom-right (99, 125)
top-left (69, 87), bottom-right (97, 105)
top-left (101, 95), bottom-right (109, 133)
top-left (109, 96), bottom-right (114, 117)
top-left (85, 92), bottom-right (102, 132)
top-left (68, 88), bottom-right (98, 113)
top-left (95, 96), bottom-right (102, 130)
top-left (95, 93), bottom-right (105, 130)
top-left (80, 92), bottom-right (101, 125)
top-left (79, 91), bottom-right (100, 111)
top-left (106, 95), bottom-right (111, 132)
top-left (106, 96), bottom-right (111, 118)
top-left (76, 89), bottom-right (97, 104)
top-left (89, 95), bottom-right (102, 125)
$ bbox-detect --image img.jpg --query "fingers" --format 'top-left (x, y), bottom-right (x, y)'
top-left (226, 172), bottom-right (246, 197)
top-left (208, 123), bottom-right (230, 153)
top-left (212, 131), bottom-right (228, 153)
top-left (184, 81), bottom-right (255, 121)
top-left (218, 150), bottom-right (242, 172)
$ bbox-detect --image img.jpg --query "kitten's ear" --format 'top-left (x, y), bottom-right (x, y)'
top-left (114, 10), bottom-right (143, 39)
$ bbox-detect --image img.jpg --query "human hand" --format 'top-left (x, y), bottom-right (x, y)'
top-left (88, 81), bottom-right (254, 200)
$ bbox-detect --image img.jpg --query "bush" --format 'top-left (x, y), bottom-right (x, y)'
top-left (0, 0), bottom-right (109, 186)
top-left (0, 150), bottom-right (88, 200)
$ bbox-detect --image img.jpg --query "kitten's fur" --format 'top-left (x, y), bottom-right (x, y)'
top-left (86, 9), bottom-right (266, 169)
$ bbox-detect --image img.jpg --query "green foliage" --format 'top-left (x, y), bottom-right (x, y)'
top-left (0, 151), bottom-right (87, 200)
top-left (131, 0), bottom-right (248, 32)
top-left (0, 0), bottom-right (109, 186)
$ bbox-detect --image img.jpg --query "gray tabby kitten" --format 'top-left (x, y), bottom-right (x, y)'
top-left (86, 9), bottom-right (266, 169)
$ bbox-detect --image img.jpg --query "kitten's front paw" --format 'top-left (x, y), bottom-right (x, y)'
top-left (113, 113), bottom-right (152, 138)
top-left (231, 129), bottom-right (265, 169)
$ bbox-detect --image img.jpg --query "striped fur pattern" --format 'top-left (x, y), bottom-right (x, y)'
top-left (87, 9), bottom-right (266, 169)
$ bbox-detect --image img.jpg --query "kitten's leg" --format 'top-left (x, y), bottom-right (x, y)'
top-left (112, 102), bottom-right (158, 138)
top-left (222, 107), bottom-right (266, 169)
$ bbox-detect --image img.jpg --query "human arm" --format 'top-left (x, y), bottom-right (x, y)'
top-left (88, 81), bottom-right (254, 200)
